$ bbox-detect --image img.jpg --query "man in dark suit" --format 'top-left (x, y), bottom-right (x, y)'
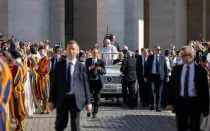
top-left (85, 48), bottom-right (106, 118)
top-left (136, 48), bottom-right (149, 107)
top-left (145, 45), bottom-right (169, 112)
top-left (48, 40), bottom-right (92, 131)
top-left (110, 34), bottom-right (121, 52)
top-left (120, 51), bottom-right (137, 108)
top-left (49, 46), bottom-right (63, 81)
top-left (166, 46), bottom-right (209, 131)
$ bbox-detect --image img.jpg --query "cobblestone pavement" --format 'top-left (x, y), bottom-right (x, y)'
top-left (19, 102), bottom-right (176, 131)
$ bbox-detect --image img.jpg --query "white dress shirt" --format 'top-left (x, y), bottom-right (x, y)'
top-left (152, 55), bottom-right (159, 73)
top-left (172, 57), bottom-right (183, 67)
top-left (14, 58), bottom-right (22, 64)
top-left (165, 57), bottom-right (171, 76)
top-left (180, 63), bottom-right (197, 97)
top-left (66, 58), bottom-right (77, 94)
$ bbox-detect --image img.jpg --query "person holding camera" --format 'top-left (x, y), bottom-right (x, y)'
top-left (85, 48), bottom-right (106, 118)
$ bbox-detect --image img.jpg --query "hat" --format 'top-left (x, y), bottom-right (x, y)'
top-left (44, 40), bottom-right (50, 44)
top-left (0, 33), bottom-right (4, 38)
top-left (38, 46), bottom-right (46, 51)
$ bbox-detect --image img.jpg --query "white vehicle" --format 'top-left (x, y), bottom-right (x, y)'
top-left (99, 52), bottom-right (122, 98)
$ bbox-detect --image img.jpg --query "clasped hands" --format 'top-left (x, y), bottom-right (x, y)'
top-left (89, 64), bottom-right (101, 70)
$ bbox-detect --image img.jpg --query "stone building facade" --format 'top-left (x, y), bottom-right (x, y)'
top-left (0, 0), bottom-right (209, 51)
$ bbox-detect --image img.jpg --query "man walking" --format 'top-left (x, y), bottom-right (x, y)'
top-left (49, 40), bottom-right (92, 131)
top-left (145, 45), bottom-right (169, 112)
top-left (85, 48), bottom-right (106, 118)
top-left (166, 46), bottom-right (209, 131)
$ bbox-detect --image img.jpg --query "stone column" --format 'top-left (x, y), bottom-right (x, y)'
top-left (74, 0), bottom-right (97, 50)
top-left (187, 0), bottom-right (203, 41)
top-left (124, 0), bottom-right (144, 51)
top-left (49, 0), bottom-right (65, 46)
top-left (149, 0), bottom-right (176, 49)
top-left (97, 0), bottom-right (124, 48)
top-left (175, 0), bottom-right (187, 48)
top-left (203, 0), bottom-right (206, 39)
top-left (8, 0), bottom-right (49, 42)
top-left (206, 0), bottom-right (210, 40)
top-left (0, 0), bottom-right (8, 38)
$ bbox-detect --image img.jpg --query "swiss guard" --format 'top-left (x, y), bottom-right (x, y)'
top-left (37, 46), bottom-right (51, 114)
top-left (9, 50), bottom-right (26, 131)
top-left (0, 52), bottom-right (12, 131)
top-left (28, 46), bottom-right (40, 100)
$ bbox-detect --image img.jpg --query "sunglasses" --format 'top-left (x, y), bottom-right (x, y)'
top-left (156, 49), bottom-right (161, 51)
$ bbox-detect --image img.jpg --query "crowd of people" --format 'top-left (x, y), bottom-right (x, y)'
top-left (0, 32), bottom-right (209, 131)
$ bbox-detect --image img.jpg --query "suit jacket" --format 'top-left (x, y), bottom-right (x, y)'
top-left (145, 55), bottom-right (168, 80)
top-left (166, 64), bottom-right (209, 114)
top-left (49, 59), bottom-right (91, 110)
top-left (85, 58), bottom-right (106, 80)
top-left (112, 41), bottom-right (120, 52)
top-left (120, 56), bottom-right (137, 82)
top-left (136, 55), bottom-right (146, 80)
top-left (49, 57), bottom-right (64, 81)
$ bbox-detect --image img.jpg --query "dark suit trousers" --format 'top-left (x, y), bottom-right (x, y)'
top-left (121, 76), bottom-right (128, 104)
top-left (55, 95), bottom-right (80, 131)
top-left (126, 81), bottom-right (137, 107)
top-left (176, 97), bottom-right (201, 131)
top-left (89, 80), bottom-right (102, 113)
top-left (138, 78), bottom-right (149, 105)
top-left (149, 74), bottom-right (163, 108)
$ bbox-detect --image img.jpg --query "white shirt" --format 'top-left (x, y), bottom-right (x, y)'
top-left (165, 57), bottom-right (171, 76)
top-left (66, 58), bottom-right (77, 94)
top-left (14, 58), bottom-right (22, 64)
top-left (101, 45), bottom-right (118, 65)
top-left (172, 57), bottom-right (183, 67)
top-left (92, 58), bottom-right (97, 64)
top-left (152, 55), bottom-right (159, 73)
top-left (180, 63), bottom-right (197, 97)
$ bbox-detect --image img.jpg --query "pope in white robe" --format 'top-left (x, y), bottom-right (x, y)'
top-left (101, 39), bottom-right (118, 65)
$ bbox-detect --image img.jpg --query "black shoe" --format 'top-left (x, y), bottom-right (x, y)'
top-left (45, 112), bottom-right (49, 114)
top-left (156, 108), bottom-right (162, 112)
top-left (92, 113), bottom-right (97, 118)
top-left (40, 112), bottom-right (45, 114)
top-left (150, 106), bottom-right (154, 110)
top-left (87, 112), bottom-right (91, 117)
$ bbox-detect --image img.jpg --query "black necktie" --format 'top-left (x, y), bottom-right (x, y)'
top-left (67, 62), bottom-right (72, 92)
top-left (184, 66), bottom-right (189, 99)
top-left (156, 56), bottom-right (159, 73)
top-left (54, 58), bottom-right (57, 69)
top-left (143, 58), bottom-right (146, 73)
